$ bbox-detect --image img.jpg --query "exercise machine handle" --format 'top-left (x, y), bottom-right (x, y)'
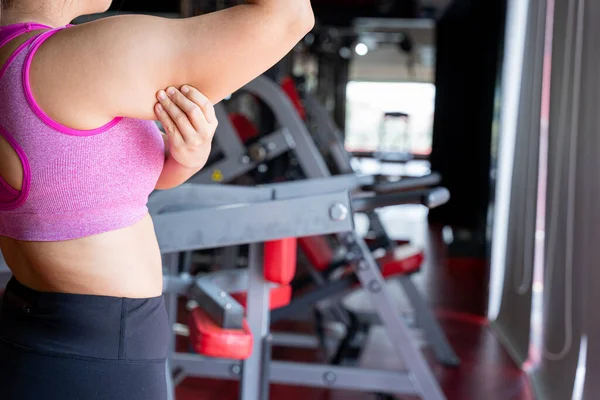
top-left (364, 172), bottom-right (442, 193)
top-left (352, 186), bottom-right (450, 212)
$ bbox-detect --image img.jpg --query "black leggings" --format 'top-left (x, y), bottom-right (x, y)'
top-left (0, 277), bottom-right (170, 400)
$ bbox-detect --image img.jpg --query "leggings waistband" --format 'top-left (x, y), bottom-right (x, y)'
top-left (0, 277), bottom-right (169, 362)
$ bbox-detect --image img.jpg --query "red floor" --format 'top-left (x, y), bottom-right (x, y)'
top-left (176, 224), bottom-right (535, 400)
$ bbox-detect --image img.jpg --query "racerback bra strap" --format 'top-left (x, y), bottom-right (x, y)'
top-left (0, 22), bottom-right (51, 48)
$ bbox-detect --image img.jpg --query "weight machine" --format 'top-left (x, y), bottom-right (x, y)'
top-left (153, 182), bottom-right (448, 400)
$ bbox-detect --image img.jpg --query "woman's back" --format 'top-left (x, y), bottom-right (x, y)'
top-left (0, 2), bottom-right (315, 399)
top-left (0, 24), bottom-right (167, 297)
top-left (0, 1), bottom-right (314, 297)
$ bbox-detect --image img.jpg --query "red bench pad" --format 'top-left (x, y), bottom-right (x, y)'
top-left (298, 236), bottom-right (335, 271)
top-left (188, 307), bottom-right (253, 360)
top-left (230, 284), bottom-right (292, 310)
top-left (264, 238), bottom-right (297, 285)
top-left (377, 245), bottom-right (423, 276)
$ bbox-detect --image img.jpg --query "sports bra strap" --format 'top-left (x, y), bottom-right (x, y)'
top-left (0, 22), bottom-right (51, 48)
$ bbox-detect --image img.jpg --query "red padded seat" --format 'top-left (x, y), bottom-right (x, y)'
top-left (298, 236), bottom-right (334, 271)
top-left (230, 284), bottom-right (292, 311)
top-left (229, 238), bottom-right (296, 310)
top-left (299, 236), bottom-right (422, 277)
top-left (264, 238), bottom-right (297, 285)
top-left (188, 307), bottom-right (253, 360)
top-left (376, 245), bottom-right (423, 276)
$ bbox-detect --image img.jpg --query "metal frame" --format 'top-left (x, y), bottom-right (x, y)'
top-left (302, 92), bottom-right (355, 174)
top-left (164, 230), bottom-right (446, 399)
top-left (153, 76), bottom-right (456, 399)
top-left (164, 239), bottom-right (444, 399)
top-left (155, 181), bottom-right (449, 399)
top-left (149, 184), bottom-right (352, 253)
top-left (156, 183), bottom-right (354, 400)
top-left (188, 103), bottom-right (296, 184)
top-left (170, 355), bottom-right (422, 395)
top-left (241, 76), bottom-right (459, 368)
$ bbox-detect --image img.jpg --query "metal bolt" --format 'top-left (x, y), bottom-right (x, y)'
top-left (230, 364), bottom-right (242, 376)
top-left (343, 234), bottom-right (355, 245)
top-left (225, 303), bottom-right (232, 310)
top-left (258, 164), bottom-right (268, 173)
top-left (369, 281), bottom-right (382, 293)
top-left (220, 291), bottom-right (227, 298)
top-left (267, 142), bottom-right (276, 150)
top-left (329, 203), bottom-right (349, 221)
top-left (357, 261), bottom-right (368, 271)
top-left (323, 372), bottom-right (336, 385)
top-left (241, 155), bottom-right (251, 164)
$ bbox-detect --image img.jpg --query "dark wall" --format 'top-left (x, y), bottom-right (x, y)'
top-left (108, 0), bottom-right (419, 18)
top-left (429, 0), bottom-right (507, 231)
top-left (109, 0), bottom-right (178, 12)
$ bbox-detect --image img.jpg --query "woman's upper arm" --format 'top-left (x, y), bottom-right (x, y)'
top-left (32, 4), bottom-right (314, 124)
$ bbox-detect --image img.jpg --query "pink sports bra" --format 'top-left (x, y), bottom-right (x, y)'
top-left (0, 23), bottom-right (165, 241)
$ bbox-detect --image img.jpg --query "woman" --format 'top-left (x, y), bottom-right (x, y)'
top-left (0, 0), bottom-right (314, 399)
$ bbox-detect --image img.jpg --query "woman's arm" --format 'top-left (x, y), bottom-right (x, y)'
top-left (30, 1), bottom-right (314, 129)
top-left (154, 85), bottom-right (218, 190)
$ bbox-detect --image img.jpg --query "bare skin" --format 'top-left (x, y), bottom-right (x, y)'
top-left (0, 0), bottom-right (313, 298)
top-left (0, 82), bottom-right (217, 298)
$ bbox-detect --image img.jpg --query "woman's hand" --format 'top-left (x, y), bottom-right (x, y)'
top-left (153, 85), bottom-right (218, 190)
top-left (155, 85), bottom-right (218, 169)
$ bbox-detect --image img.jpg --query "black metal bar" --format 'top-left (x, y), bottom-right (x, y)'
top-left (364, 173), bottom-right (442, 193)
top-left (352, 190), bottom-right (430, 212)
top-left (330, 312), bottom-right (362, 365)
top-left (292, 257), bottom-right (349, 294)
top-left (271, 276), bottom-right (357, 323)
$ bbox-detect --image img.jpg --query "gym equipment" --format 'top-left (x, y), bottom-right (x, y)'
top-left (229, 75), bottom-right (459, 367)
top-left (153, 182), bottom-right (447, 399)
top-left (180, 74), bottom-right (457, 368)
top-left (190, 105), bottom-right (295, 184)
top-left (351, 111), bottom-right (416, 164)
top-left (288, 79), bottom-right (423, 172)
top-left (264, 177), bottom-right (458, 369)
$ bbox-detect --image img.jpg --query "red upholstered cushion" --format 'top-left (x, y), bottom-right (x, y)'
top-left (229, 113), bottom-right (259, 143)
top-left (298, 236), bottom-right (334, 271)
top-left (188, 307), bottom-right (253, 360)
top-left (344, 245), bottom-right (424, 289)
top-left (230, 284), bottom-right (292, 310)
top-left (264, 238), bottom-right (297, 285)
top-left (377, 245), bottom-right (424, 276)
top-left (281, 77), bottom-right (307, 120)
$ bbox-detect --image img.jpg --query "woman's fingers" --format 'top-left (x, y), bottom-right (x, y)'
top-left (157, 88), bottom-right (197, 143)
top-left (154, 101), bottom-right (183, 148)
top-left (181, 85), bottom-right (217, 126)
top-left (154, 85), bottom-right (218, 170)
